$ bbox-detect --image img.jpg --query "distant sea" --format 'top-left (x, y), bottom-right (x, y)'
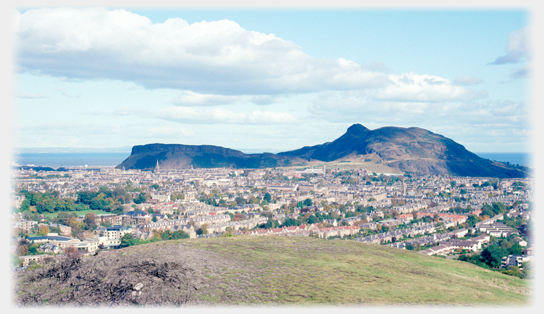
top-left (13, 152), bottom-right (130, 168)
top-left (475, 152), bottom-right (532, 168)
top-left (11, 152), bottom-right (532, 168)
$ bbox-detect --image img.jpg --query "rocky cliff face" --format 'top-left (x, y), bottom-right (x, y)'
top-left (116, 125), bottom-right (529, 178)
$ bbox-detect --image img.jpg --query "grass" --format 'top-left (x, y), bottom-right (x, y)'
top-left (183, 236), bottom-right (530, 305)
top-left (42, 209), bottom-right (111, 218)
top-left (18, 235), bottom-right (529, 306)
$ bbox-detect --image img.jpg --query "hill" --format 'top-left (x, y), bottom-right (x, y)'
top-left (115, 124), bottom-right (529, 178)
top-left (116, 143), bottom-right (299, 170)
top-left (15, 236), bottom-right (530, 306)
top-left (278, 124), bottom-right (529, 178)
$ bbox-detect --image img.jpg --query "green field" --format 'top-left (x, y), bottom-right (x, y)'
top-left (183, 236), bottom-right (530, 305)
top-left (42, 209), bottom-right (111, 218)
top-left (16, 235), bottom-right (531, 306)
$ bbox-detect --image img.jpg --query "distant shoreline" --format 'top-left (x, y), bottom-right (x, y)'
top-left (12, 152), bottom-right (130, 168)
top-left (10, 151), bottom-right (532, 169)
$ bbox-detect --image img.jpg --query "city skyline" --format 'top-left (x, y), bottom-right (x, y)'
top-left (13, 6), bottom-right (531, 153)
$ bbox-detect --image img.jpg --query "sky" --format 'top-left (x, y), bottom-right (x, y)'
top-left (11, 6), bottom-right (533, 154)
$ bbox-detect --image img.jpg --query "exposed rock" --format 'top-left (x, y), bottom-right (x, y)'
top-left (133, 283), bottom-right (143, 291)
top-left (15, 245), bottom-right (240, 306)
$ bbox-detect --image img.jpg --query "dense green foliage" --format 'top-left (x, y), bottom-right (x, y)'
top-left (120, 230), bottom-right (189, 247)
top-left (17, 186), bottom-right (138, 215)
top-left (458, 235), bottom-right (526, 278)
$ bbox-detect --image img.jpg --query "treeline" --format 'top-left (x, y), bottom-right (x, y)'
top-left (255, 206), bottom-right (372, 230)
top-left (458, 235), bottom-right (529, 279)
top-left (17, 186), bottom-right (150, 214)
top-left (443, 202), bottom-right (510, 229)
top-left (18, 190), bottom-right (85, 214)
top-left (120, 230), bottom-right (189, 247)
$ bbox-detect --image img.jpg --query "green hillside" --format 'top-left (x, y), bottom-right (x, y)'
top-left (15, 236), bottom-right (531, 306)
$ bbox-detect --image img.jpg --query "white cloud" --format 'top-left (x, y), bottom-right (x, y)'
top-left (490, 26), bottom-right (530, 65)
top-left (16, 7), bottom-right (392, 95)
top-left (454, 75), bottom-right (483, 86)
top-left (308, 91), bottom-right (432, 124)
top-left (360, 61), bottom-right (391, 73)
top-left (156, 107), bottom-right (296, 124)
top-left (308, 91), bottom-right (527, 130)
top-left (250, 95), bottom-right (279, 105)
top-left (374, 73), bottom-right (487, 102)
top-left (56, 87), bottom-right (81, 98)
top-left (112, 107), bottom-right (136, 116)
top-left (510, 66), bottom-right (530, 79)
top-left (172, 91), bottom-right (239, 106)
top-left (147, 126), bottom-right (194, 137)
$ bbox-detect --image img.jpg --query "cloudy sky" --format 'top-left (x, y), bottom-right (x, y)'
top-left (12, 6), bottom-right (532, 153)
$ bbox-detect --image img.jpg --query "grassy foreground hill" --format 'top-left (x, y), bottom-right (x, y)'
top-left (15, 236), bottom-right (530, 306)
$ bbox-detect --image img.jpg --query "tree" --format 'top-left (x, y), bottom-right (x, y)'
top-left (264, 219), bottom-right (278, 229)
top-left (13, 255), bottom-right (22, 268)
top-left (134, 193), bottom-right (147, 204)
top-left (37, 225), bottom-right (50, 236)
top-left (480, 244), bottom-right (508, 268)
top-left (17, 244), bottom-right (29, 256)
top-left (235, 197), bottom-right (246, 206)
top-left (249, 197), bottom-right (261, 204)
top-left (19, 199), bottom-right (30, 212)
top-left (200, 224), bottom-right (208, 235)
top-left (83, 212), bottom-right (97, 230)
top-left (508, 243), bottom-right (523, 256)
top-left (64, 246), bottom-right (81, 259)
top-left (304, 198), bottom-right (313, 207)
top-left (264, 193), bottom-right (272, 203)
top-left (120, 233), bottom-right (136, 247)
top-left (161, 231), bottom-right (171, 240)
top-left (281, 218), bottom-right (299, 227)
top-left (26, 260), bottom-right (43, 271)
top-left (492, 202), bottom-right (507, 215)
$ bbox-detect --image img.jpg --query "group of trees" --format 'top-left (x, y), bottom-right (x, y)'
top-left (120, 229), bottom-right (189, 247)
top-left (480, 202), bottom-right (507, 220)
top-left (445, 202), bottom-right (510, 229)
top-left (18, 190), bottom-right (84, 214)
top-left (17, 185), bottom-right (143, 215)
top-left (471, 180), bottom-right (499, 190)
top-left (255, 208), bottom-right (362, 230)
top-left (15, 238), bottom-right (40, 256)
top-left (458, 235), bottom-right (525, 277)
top-left (499, 215), bottom-right (526, 230)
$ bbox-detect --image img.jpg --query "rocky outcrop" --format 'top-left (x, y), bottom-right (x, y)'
top-left (15, 243), bottom-right (249, 306)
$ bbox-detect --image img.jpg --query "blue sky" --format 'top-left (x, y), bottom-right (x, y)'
top-left (13, 7), bottom-right (532, 153)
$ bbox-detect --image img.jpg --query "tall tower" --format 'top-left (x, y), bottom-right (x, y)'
top-left (154, 159), bottom-right (160, 173)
